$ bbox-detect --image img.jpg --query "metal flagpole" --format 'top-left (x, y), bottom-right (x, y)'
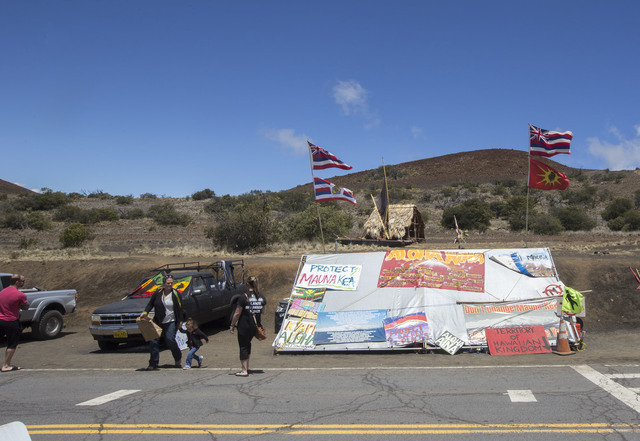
top-left (307, 139), bottom-right (326, 253)
top-left (525, 127), bottom-right (531, 247)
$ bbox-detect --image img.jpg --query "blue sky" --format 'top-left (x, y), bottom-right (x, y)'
top-left (1, 1), bottom-right (639, 197)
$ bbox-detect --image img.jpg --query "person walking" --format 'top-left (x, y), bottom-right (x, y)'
top-left (247, 276), bottom-right (267, 328)
top-left (180, 318), bottom-right (208, 369)
top-left (0, 274), bottom-right (29, 372)
top-left (229, 291), bottom-right (256, 377)
top-left (140, 274), bottom-right (183, 371)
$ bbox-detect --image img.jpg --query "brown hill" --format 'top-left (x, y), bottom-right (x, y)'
top-left (291, 148), bottom-right (640, 199)
top-left (0, 178), bottom-right (33, 196)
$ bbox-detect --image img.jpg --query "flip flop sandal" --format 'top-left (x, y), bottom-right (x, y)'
top-left (235, 372), bottom-right (249, 377)
top-left (1, 366), bottom-right (21, 372)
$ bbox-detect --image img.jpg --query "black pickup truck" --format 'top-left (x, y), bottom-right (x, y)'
top-left (89, 260), bottom-right (245, 351)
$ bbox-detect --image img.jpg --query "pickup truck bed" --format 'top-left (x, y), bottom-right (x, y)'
top-left (0, 273), bottom-right (78, 339)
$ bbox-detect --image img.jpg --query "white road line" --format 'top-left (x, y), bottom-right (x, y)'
top-left (507, 389), bottom-right (537, 402)
top-left (607, 373), bottom-right (640, 379)
top-left (573, 365), bottom-right (640, 414)
top-left (76, 389), bottom-right (140, 406)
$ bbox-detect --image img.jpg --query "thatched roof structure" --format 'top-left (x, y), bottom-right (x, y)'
top-left (363, 204), bottom-right (425, 241)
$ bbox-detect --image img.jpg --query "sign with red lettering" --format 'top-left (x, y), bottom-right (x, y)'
top-left (485, 326), bottom-right (551, 355)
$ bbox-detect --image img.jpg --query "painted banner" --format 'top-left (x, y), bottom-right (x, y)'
top-left (489, 250), bottom-right (555, 277)
top-left (378, 249), bottom-right (485, 292)
top-left (485, 326), bottom-right (552, 355)
top-left (288, 299), bottom-right (325, 320)
top-left (296, 263), bottom-right (362, 291)
top-left (129, 274), bottom-right (192, 297)
top-left (273, 318), bottom-right (317, 350)
top-left (463, 298), bottom-right (559, 346)
top-left (291, 287), bottom-right (326, 301)
top-left (435, 331), bottom-right (465, 355)
top-left (314, 309), bottom-right (387, 345)
top-left (383, 313), bottom-right (430, 347)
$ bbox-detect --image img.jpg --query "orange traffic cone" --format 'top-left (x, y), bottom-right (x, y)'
top-left (554, 318), bottom-right (575, 356)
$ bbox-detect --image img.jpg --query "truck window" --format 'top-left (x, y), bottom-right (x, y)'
top-left (192, 277), bottom-right (206, 295)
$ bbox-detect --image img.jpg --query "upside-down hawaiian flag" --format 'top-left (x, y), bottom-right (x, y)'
top-left (313, 177), bottom-right (357, 204)
top-left (528, 157), bottom-right (570, 191)
top-left (308, 140), bottom-right (352, 170)
top-left (529, 124), bottom-right (573, 157)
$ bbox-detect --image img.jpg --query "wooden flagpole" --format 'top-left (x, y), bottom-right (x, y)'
top-left (307, 139), bottom-right (326, 253)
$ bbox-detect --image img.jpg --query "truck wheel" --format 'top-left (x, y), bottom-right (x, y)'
top-left (98, 340), bottom-right (119, 351)
top-left (32, 310), bottom-right (64, 340)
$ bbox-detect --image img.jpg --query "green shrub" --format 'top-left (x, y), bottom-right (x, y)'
top-left (206, 199), bottom-right (276, 252)
top-left (121, 208), bottom-right (145, 219)
top-left (191, 188), bottom-right (216, 201)
top-left (552, 206), bottom-right (596, 231)
top-left (115, 195), bottom-right (134, 205)
top-left (561, 185), bottom-right (597, 207)
top-left (441, 198), bottom-right (493, 232)
top-left (25, 212), bottom-right (51, 231)
top-left (623, 210), bottom-right (640, 231)
top-left (2, 211), bottom-right (50, 230)
top-left (53, 205), bottom-right (83, 222)
top-left (147, 202), bottom-right (191, 226)
top-left (140, 193), bottom-right (157, 199)
top-left (284, 204), bottom-right (352, 242)
top-left (607, 217), bottom-right (625, 231)
top-left (602, 198), bottom-right (633, 221)
top-left (274, 191), bottom-right (313, 212)
top-left (60, 223), bottom-right (92, 248)
top-left (12, 189), bottom-right (69, 211)
top-left (529, 214), bottom-right (564, 235)
top-left (87, 190), bottom-right (112, 199)
top-left (203, 195), bottom-right (239, 215)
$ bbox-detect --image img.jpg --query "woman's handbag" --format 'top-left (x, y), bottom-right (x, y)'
top-left (255, 324), bottom-right (267, 340)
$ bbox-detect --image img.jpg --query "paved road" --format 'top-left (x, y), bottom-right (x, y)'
top-left (2, 362), bottom-right (640, 440)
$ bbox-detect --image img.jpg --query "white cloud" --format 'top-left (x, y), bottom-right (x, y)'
top-left (587, 124), bottom-right (640, 170)
top-left (264, 128), bottom-right (308, 154)
top-left (333, 80), bottom-right (379, 129)
top-left (411, 126), bottom-right (426, 140)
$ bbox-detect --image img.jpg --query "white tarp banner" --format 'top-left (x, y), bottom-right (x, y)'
top-left (274, 248), bottom-right (563, 352)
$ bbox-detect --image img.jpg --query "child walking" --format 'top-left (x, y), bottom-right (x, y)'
top-left (181, 318), bottom-right (208, 369)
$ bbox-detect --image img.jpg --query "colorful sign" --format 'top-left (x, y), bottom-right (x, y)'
top-left (383, 313), bottom-right (430, 347)
top-left (290, 287), bottom-right (326, 301)
top-left (464, 299), bottom-right (559, 346)
top-left (490, 250), bottom-right (555, 277)
top-left (296, 263), bottom-right (362, 291)
top-left (288, 299), bottom-right (325, 320)
top-left (314, 309), bottom-right (386, 345)
top-left (485, 326), bottom-right (552, 355)
top-left (273, 318), bottom-right (317, 350)
top-left (378, 250), bottom-right (485, 292)
top-left (129, 274), bottom-right (192, 297)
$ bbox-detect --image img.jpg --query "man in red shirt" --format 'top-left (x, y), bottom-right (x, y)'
top-left (0, 274), bottom-right (29, 372)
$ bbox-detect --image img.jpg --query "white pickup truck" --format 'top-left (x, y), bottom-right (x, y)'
top-left (0, 273), bottom-right (77, 339)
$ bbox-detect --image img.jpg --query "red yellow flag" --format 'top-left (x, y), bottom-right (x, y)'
top-left (528, 157), bottom-right (569, 191)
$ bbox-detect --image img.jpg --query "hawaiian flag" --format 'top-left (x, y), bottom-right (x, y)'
top-left (313, 177), bottom-right (357, 204)
top-left (528, 157), bottom-right (569, 191)
top-left (529, 124), bottom-right (573, 157)
top-left (308, 141), bottom-right (352, 170)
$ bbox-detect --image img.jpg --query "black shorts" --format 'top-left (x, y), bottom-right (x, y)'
top-left (0, 319), bottom-right (22, 349)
